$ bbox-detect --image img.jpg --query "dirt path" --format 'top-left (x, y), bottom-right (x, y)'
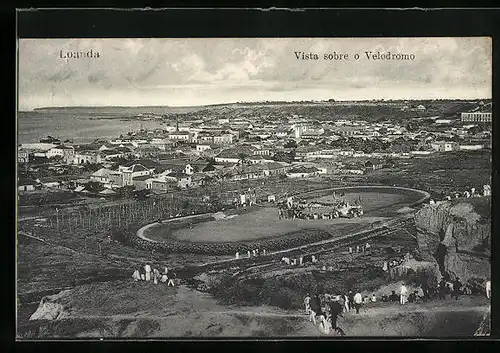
top-left (51, 299), bottom-right (490, 322)
top-left (55, 311), bottom-right (308, 321)
top-left (137, 213), bottom-right (213, 242)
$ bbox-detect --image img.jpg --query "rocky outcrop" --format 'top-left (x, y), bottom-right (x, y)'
top-left (29, 290), bottom-right (72, 321)
top-left (414, 199), bottom-right (490, 283)
top-left (474, 311), bottom-right (491, 336)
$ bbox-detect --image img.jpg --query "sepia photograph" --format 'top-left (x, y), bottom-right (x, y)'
top-left (16, 37), bottom-right (492, 338)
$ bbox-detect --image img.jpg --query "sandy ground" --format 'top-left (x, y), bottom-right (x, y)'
top-left (142, 187), bottom-right (425, 244)
top-left (21, 280), bottom-right (490, 338)
top-left (170, 208), bottom-right (386, 243)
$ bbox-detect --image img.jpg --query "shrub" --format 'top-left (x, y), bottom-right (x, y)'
top-left (270, 287), bottom-right (298, 310)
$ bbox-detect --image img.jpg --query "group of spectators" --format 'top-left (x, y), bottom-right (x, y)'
top-left (132, 263), bottom-right (178, 286)
top-left (302, 276), bottom-right (492, 335)
top-left (235, 248), bottom-right (267, 259)
top-left (281, 254), bottom-right (318, 266)
top-left (435, 185), bottom-right (491, 202)
top-left (303, 290), bottom-right (368, 335)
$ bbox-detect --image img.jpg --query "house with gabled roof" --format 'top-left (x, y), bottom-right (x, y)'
top-left (163, 171), bottom-right (192, 189)
top-left (70, 150), bottom-right (100, 165)
top-left (214, 150), bottom-right (241, 164)
top-left (132, 174), bottom-right (155, 190)
top-left (91, 168), bottom-right (113, 184)
top-left (119, 164), bottom-right (154, 186)
top-left (248, 155), bottom-right (275, 164)
top-left (46, 145), bottom-right (75, 160)
top-left (364, 159), bottom-right (384, 171)
top-left (150, 177), bottom-right (177, 193)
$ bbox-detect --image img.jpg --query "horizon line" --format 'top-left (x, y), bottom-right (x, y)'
top-left (21, 97), bottom-right (492, 112)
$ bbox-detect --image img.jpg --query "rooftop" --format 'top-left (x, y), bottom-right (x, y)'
top-left (132, 175), bottom-right (153, 182)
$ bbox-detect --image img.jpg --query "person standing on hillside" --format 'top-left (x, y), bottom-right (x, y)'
top-left (400, 282), bottom-right (408, 305)
top-left (328, 299), bottom-right (343, 331)
top-left (486, 279), bottom-right (491, 299)
top-left (416, 285), bottom-right (425, 302)
top-left (316, 310), bottom-right (331, 335)
top-left (144, 264), bottom-right (151, 282)
top-left (389, 290), bottom-right (399, 302)
top-left (304, 293), bottom-right (311, 314)
top-left (169, 271), bottom-right (178, 286)
top-left (348, 291), bottom-right (354, 311)
top-left (160, 273), bottom-right (168, 283)
top-left (353, 292), bottom-right (363, 314)
top-left (438, 279), bottom-right (447, 300)
top-left (309, 294), bottom-right (321, 325)
top-left (452, 278), bottom-right (462, 300)
top-left (343, 294), bottom-right (350, 313)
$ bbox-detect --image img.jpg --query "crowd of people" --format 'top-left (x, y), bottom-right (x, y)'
top-left (131, 263), bottom-right (179, 286)
top-left (302, 276), bottom-right (492, 336)
top-left (281, 254), bottom-right (318, 266)
top-left (235, 248), bottom-right (267, 259)
top-left (348, 243), bottom-right (371, 255)
top-left (303, 290), bottom-right (369, 335)
top-left (276, 200), bottom-right (362, 221)
top-left (431, 184), bottom-right (491, 203)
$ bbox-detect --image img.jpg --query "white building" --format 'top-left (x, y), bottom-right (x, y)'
top-left (196, 144), bottom-right (212, 152)
top-left (18, 149), bottom-right (29, 163)
top-left (70, 151), bottom-right (100, 165)
top-left (46, 145), bottom-right (75, 160)
top-left (118, 164), bottom-right (154, 186)
top-left (461, 112), bottom-right (492, 123)
top-left (430, 141), bottom-right (460, 152)
top-left (213, 134), bottom-right (233, 145)
top-left (459, 144), bottom-right (484, 151)
top-left (90, 168), bottom-right (113, 184)
top-left (168, 131), bottom-right (192, 142)
top-left (151, 138), bottom-right (167, 151)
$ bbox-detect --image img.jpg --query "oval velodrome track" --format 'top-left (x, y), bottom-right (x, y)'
top-left (135, 186), bottom-right (429, 258)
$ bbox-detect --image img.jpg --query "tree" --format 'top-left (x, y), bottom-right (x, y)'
top-left (84, 181), bottom-right (104, 193)
top-left (237, 152), bottom-right (249, 166)
top-left (134, 189), bottom-right (150, 201)
top-left (273, 151), bottom-right (295, 164)
top-left (118, 185), bottom-right (136, 199)
top-left (81, 163), bottom-right (102, 174)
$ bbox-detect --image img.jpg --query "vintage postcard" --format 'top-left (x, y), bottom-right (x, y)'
top-left (17, 37), bottom-right (491, 338)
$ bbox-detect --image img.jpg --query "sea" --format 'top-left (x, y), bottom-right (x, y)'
top-left (17, 111), bottom-right (168, 144)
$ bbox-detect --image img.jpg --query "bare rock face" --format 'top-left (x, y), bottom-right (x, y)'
top-left (414, 199), bottom-right (490, 283)
top-left (29, 290), bottom-right (72, 321)
top-left (474, 311), bottom-right (491, 336)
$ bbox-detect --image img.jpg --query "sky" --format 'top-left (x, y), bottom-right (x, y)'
top-left (18, 37), bottom-right (492, 110)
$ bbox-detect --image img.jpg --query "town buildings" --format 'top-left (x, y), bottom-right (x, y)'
top-left (17, 100), bottom-right (491, 199)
